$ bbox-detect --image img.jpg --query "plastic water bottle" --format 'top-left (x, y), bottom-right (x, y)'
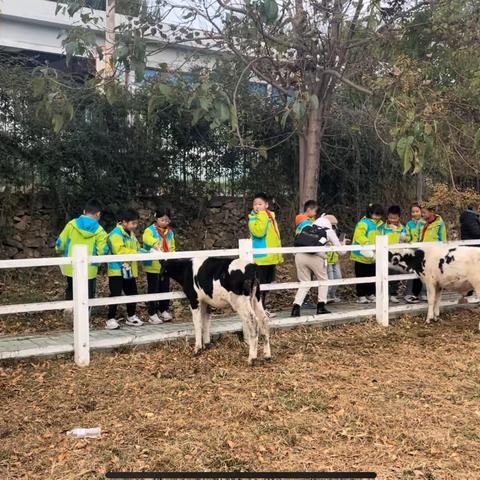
top-left (66, 427), bottom-right (101, 438)
top-left (122, 263), bottom-right (132, 279)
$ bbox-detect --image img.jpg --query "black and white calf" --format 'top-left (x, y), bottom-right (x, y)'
top-left (161, 257), bottom-right (271, 364)
top-left (389, 245), bottom-right (480, 325)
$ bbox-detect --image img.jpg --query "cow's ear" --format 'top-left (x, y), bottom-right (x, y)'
top-left (388, 252), bottom-right (393, 261)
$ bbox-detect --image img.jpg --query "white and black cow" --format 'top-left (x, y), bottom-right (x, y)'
top-left (161, 257), bottom-right (271, 365)
top-left (389, 245), bottom-right (480, 326)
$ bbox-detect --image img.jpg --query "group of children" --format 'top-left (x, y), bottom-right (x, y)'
top-left (351, 202), bottom-right (447, 304)
top-left (56, 200), bottom-right (176, 330)
top-left (55, 195), bottom-right (447, 326)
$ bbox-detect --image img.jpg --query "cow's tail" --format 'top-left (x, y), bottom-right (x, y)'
top-left (250, 278), bottom-right (260, 308)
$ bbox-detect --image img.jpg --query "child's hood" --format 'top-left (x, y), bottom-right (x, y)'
top-left (71, 215), bottom-right (101, 238)
top-left (295, 213), bottom-right (312, 226)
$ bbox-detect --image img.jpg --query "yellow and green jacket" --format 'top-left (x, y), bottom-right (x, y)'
top-left (107, 224), bottom-right (141, 278)
top-left (249, 210), bottom-right (283, 266)
top-left (142, 224), bottom-right (176, 274)
top-left (55, 215), bottom-right (108, 279)
top-left (380, 222), bottom-right (407, 244)
top-left (420, 215), bottom-right (447, 242)
top-left (406, 218), bottom-right (426, 243)
top-left (350, 217), bottom-right (384, 264)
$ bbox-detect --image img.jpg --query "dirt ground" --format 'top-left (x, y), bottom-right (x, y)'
top-left (1, 310), bottom-right (480, 480)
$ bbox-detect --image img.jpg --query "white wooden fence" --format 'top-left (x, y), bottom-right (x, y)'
top-left (0, 236), bottom-right (478, 367)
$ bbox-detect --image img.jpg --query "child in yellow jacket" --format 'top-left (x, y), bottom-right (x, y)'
top-left (143, 207), bottom-right (176, 324)
top-left (55, 199), bottom-right (107, 302)
top-left (248, 192), bottom-right (283, 314)
top-left (106, 209), bottom-right (143, 330)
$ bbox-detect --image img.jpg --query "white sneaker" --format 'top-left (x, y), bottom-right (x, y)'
top-left (357, 296), bottom-right (369, 304)
top-left (148, 313), bottom-right (163, 325)
top-left (126, 315), bottom-right (144, 327)
top-left (405, 295), bottom-right (420, 304)
top-left (105, 318), bottom-right (120, 330)
top-left (367, 295), bottom-right (376, 303)
top-left (159, 311), bottom-right (173, 322)
top-left (63, 308), bottom-right (73, 322)
top-left (467, 295), bottom-right (480, 304)
top-left (265, 310), bottom-right (277, 318)
top-left (390, 296), bottom-right (400, 304)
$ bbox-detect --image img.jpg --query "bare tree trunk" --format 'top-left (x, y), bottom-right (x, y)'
top-left (299, 107), bottom-right (323, 208)
top-left (298, 134), bottom-right (306, 210)
top-left (104, 0), bottom-right (116, 78)
top-left (416, 172), bottom-right (424, 203)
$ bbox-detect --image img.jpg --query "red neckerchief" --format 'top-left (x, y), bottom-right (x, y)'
top-left (155, 225), bottom-right (172, 252)
top-left (265, 210), bottom-right (280, 238)
top-left (420, 215), bottom-right (437, 241)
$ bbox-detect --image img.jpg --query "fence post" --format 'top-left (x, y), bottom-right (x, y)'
top-left (375, 235), bottom-right (390, 327)
top-left (72, 244), bottom-right (90, 366)
top-left (238, 238), bottom-right (254, 341)
top-left (238, 238), bottom-right (254, 262)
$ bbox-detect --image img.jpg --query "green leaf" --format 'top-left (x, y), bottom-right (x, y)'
top-left (32, 77), bottom-right (46, 98)
top-left (258, 145), bottom-right (268, 159)
top-left (199, 97), bottom-right (211, 111)
top-left (263, 0), bottom-right (278, 23)
top-left (396, 135), bottom-right (414, 159)
top-left (52, 114), bottom-right (65, 134)
top-left (215, 101), bottom-right (230, 123)
top-left (389, 141), bottom-right (397, 153)
top-left (64, 42), bottom-right (76, 64)
top-left (403, 145), bottom-right (414, 174)
top-left (192, 108), bottom-right (203, 126)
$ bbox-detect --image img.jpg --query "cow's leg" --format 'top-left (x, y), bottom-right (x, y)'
top-left (425, 282), bottom-right (437, 323)
top-left (201, 303), bottom-right (212, 348)
top-left (232, 296), bottom-right (259, 365)
top-left (253, 296), bottom-right (271, 361)
top-left (190, 304), bottom-right (203, 354)
top-left (433, 285), bottom-right (442, 320)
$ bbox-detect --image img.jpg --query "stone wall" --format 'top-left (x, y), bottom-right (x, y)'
top-left (0, 193), bottom-right (254, 259)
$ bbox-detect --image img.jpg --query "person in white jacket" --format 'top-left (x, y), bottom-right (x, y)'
top-left (291, 213), bottom-right (346, 317)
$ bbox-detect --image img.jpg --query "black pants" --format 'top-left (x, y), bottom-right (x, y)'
top-left (107, 276), bottom-right (138, 319)
top-left (257, 264), bottom-right (276, 306)
top-left (412, 278), bottom-right (423, 297)
top-left (65, 277), bottom-right (96, 300)
top-left (146, 272), bottom-right (171, 315)
top-left (388, 268), bottom-right (399, 296)
top-left (354, 262), bottom-right (376, 297)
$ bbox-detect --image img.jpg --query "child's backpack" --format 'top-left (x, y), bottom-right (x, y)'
top-left (294, 224), bottom-right (328, 248)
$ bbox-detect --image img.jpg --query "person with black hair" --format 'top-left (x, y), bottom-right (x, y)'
top-left (380, 205), bottom-right (408, 303)
top-left (106, 208), bottom-right (143, 330)
top-left (143, 207), bottom-right (176, 324)
top-left (350, 203), bottom-right (384, 304)
top-left (460, 204), bottom-right (480, 242)
top-left (248, 192), bottom-right (283, 316)
top-left (55, 199), bottom-right (108, 312)
top-left (405, 203), bottom-right (426, 303)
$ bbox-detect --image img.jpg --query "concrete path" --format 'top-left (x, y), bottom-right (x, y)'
top-left (0, 295), bottom-right (474, 362)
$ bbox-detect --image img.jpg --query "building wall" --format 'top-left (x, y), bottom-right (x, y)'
top-left (0, 0), bottom-right (217, 71)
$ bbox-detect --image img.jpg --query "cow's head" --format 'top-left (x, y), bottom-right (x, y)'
top-left (388, 248), bottom-right (425, 275)
top-left (160, 259), bottom-right (192, 284)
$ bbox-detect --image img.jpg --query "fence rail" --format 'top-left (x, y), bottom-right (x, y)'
top-left (1, 237), bottom-right (479, 366)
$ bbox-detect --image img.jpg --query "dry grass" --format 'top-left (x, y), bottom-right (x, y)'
top-left (2, 310), bottom-right (480, 480)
